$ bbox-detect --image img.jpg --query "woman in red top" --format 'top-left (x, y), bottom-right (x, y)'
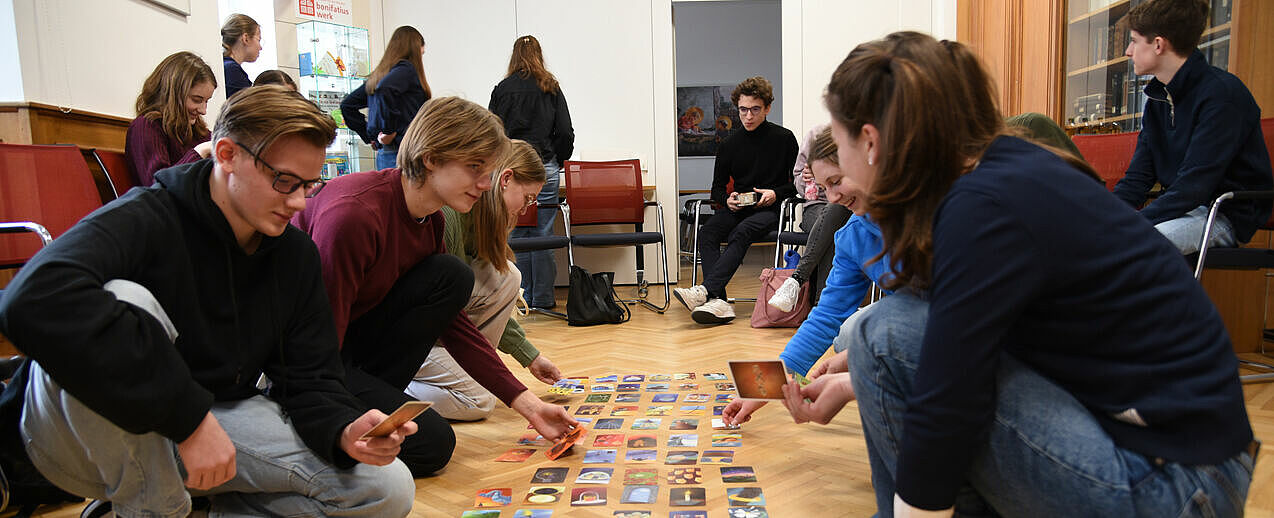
top-left (124, 51), bottom-right (216, 186)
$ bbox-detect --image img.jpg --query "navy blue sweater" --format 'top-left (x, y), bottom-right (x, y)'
top-left (1112, 50), bottom-right (1272, 242)
top-left (897, 136), bottom-right (1252, 510)
top-left (223, 57), bottom-right (251, 99)
top-left (341, 60), bottom-right (428, 148)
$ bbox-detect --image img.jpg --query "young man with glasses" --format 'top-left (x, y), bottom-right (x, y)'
top-left (675, 76), bottom-right (799, 324)
top-left (0, 86), bottom-right (416, 517)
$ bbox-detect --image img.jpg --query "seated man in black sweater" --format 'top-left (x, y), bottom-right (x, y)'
top-left (675, 76), bottom-right (798, 324)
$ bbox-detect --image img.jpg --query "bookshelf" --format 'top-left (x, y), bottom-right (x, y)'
top-left (1063, 0), bottom-right (1233, 135)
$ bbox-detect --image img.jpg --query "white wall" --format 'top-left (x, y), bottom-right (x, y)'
top-left (0, 0), bottom-right (23, 102)
top-left (674, 0), bottom-right (782, 195)
top-left (10, 0), bottom-right (224, 119)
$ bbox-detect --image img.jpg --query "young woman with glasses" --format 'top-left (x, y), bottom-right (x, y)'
top-left (407, 139), bottom-right (564, 421)
top-left (293, 97), bottom-right (578, 477)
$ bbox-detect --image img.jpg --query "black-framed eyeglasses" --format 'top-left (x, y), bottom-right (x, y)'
top-left (738, 106), bottom-right (765, 116)
top-left (234, 140), bottom-right (327, 198)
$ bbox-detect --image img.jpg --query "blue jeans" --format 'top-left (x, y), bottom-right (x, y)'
top-left (844, 290), bottom-right (1255, 517)
top-left (1156, 205), bottom-right (1236, 255)
top-left (20, 280), bottom-right (415, 518)
top-left (511, 159), bottom-right (561, 308)
top-left (376, 145), bottom-right (399, 171)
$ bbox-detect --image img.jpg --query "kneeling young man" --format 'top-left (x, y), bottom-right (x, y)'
top-left (0, 86), bottom-right (416, 517)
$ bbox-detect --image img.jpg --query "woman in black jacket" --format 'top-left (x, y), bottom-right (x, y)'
top-left (341, 26), bottom-right (432, 171)
top-left (489, 35), bottom-right (574, 310)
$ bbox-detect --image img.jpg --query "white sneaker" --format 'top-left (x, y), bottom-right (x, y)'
top-left (691, 298), bottom-right (735, 324)
top-left (673, 285), bottom-right (708, 311)
top-left (767, 276), bottom-right (802, 312)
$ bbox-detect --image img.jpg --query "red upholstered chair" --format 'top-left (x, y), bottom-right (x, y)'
top-left (1072, 131), bottom-right (1140, 190)
top-left (562, 159), bottom-right (670, 313)
top-left (1193, 117), bottom-right (1274, 383)
top-left (91, 148), bottom-right (140, 200)
top-left (0, 143), bottom-right (103, 269)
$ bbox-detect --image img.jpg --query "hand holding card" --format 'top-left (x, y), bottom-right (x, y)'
top-left (545, 424), bottom-right (588, 460)
top-left (359, 401), bottom-right (432, 441)
top-left (728, 360), bottom-right (789, 400)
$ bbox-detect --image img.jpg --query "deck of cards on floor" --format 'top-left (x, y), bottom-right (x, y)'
top-left (461, 368), bottom-right (780, 518)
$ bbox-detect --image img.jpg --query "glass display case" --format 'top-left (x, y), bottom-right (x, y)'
top-left (1063, 0), bottom-right (1232, 135)
top-left (297, 20), bottom-right (373, 178)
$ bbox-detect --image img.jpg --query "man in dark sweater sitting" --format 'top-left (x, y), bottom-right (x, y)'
top-left (675, 76), bottom-right (798, 324)
top-left (1112, 0), bottom-right (1272, 254)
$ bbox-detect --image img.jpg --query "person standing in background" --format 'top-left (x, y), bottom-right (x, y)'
top-left (221, 13), bottom-right (262, 99)
top-left (341, 26), bottom-right (432, 171)
top-left (489, 35), bottom-right (575, 310)
top-left (125, 51), bottom-right (216, 187)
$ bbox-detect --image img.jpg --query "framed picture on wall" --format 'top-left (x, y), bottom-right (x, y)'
top-left (676, 85), bottom-right (741, 157)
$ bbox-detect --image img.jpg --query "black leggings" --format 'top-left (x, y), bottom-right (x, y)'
top-left (341, 254), bottom-right (473, 477)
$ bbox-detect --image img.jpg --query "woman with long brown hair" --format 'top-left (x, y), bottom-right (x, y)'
top-left (220, 13), bottom-right (261, 98)
top-left (489, 35), bottom-right (574, 310)
top-left (125, 51), bottom-right (217, 186)
top-left (782, 31), bottom-right (1254, 517)
top-left (408, 140), bottom-right (563, 421)
top-left (340, 25), bottom-right (432, 170)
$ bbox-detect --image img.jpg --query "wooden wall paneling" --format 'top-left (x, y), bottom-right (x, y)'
top-left (0, 103), bottom-right (130, 152)
top-left (957, 0), bottom-right (1064, 120)
top-left (1230, 0), bottom-right (1274, 112)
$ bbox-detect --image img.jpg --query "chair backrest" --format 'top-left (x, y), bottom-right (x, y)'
top-left (93, 148), bottom-right (139, 200)
top-left (515, 205), bottom-right (538, 227)
top-left (0, 143), bottom-right (104, 266)
top-left (1071, 131), bottom-right (1140, 191)
top-left (563, 159), bottom-right (644, 224)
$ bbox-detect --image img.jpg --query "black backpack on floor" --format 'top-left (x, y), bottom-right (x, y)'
top-left (566, 266), bottom-right (630, 326)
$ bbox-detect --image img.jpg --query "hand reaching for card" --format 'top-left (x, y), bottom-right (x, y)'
top-left (528, 355), bottom-right (562, 385)
top-left (512, 390), bottom-right (579, 442)
top-left (781, 372), bottom-right (855, 425)
top-left (722, 399), bottom-right (767, 426)
top-left (340, 409), bottom-right (416, 466)
top-left (808, 349), bottom-right (849, 380)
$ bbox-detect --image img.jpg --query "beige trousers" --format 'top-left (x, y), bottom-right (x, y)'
top-left (406, 259), bottom-right (520, 420)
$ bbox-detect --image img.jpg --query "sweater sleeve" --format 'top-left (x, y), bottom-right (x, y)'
top-left (441, 312), bottom-right (529, 405)
top-left (551, 88), bottom-right (575, 163)
top-left (497, 317), bottom-right (539, 368)
top-left (780, 220), bottom-right (877, 375)
top-left (1111, 127), bottom-right (1158, 209)
top-left (711, 140), bottom-right (733, 206)
top-left (894, 190), bottom-right (1044, 510)
top-left (0, 197), bottom-right (213, 443)
top-left (340, 84), bottom-right (372, 144)
top-left (772, 130), bottom-right (800, 200)
top-left (126, 117), bottom-right (196, 187)
top-left (1138, 98), bottom-right (1249, 225)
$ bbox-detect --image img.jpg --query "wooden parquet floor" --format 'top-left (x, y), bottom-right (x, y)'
top-left (16, 251), bottom-right (1274, 518)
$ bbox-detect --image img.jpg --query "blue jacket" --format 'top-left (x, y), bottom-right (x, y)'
top-left (779, 215), bottom-right (891, 375)
top-left (898, 136), bottom-right (1250, 510)
top-left (340, 60), bottom-right (428, 148)
top-left (1112, 50), bottom-right (1272, 242)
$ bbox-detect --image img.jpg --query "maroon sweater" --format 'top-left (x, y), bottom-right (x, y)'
top-left (124, 115), bottom-right (205, 186)
top-left (292, 168), bottom-right (526, 405)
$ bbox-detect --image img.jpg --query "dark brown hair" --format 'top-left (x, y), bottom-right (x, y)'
top-left (253, 69), bottom-right (296, 90)
top-left (367, 26), bottom-right (431, 98)
top-left (1128, 0), bottom-right (1210, 56)
top-left (506, 35), bottom-right (560, 94)
top-left (809, 126), bottom-right (838, 165)
top-left (135, 51), bottom-right (217, 145)
top-left (731, 76), bottom-right (774, 107)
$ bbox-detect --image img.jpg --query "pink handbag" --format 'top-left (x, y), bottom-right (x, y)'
top-left (750, 268), bottom-right (811, 328)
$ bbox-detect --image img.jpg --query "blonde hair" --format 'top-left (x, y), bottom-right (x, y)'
top-left (472, 140), bottom-right (546, 272)
top-left (221, 14), bottom-right (260, 58)
top-left (212, 85), bottom-right (337, 158)
top-left (367, 26), bottom-right (431, 98)
top-left (135, 51), bottom-right (217, 145)
top-left (506, 35), bottom-right (560, 93)
top-left (397, 96), bottom-right (509, 184)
